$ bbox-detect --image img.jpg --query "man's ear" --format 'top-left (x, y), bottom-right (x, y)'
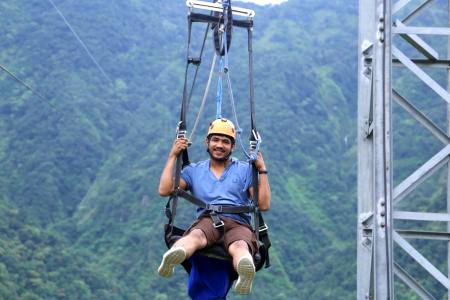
top-left (205, 137), bottom-right (209, 145)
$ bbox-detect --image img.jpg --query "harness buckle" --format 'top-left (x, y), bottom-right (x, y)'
top-left (209, 211), bottom-right (224, 229)
top-left (206, 204), bottom-right (223, 213)
top-left (259, 223), bottom-right (269, 233)
top-left (249, 130), bottom-right (262, 161)
top-left (177, 129), bottom-right (187, 139)
top-left (213, 220), bottom-right (225, 229)
top-left (188, 57), bottom-right (201, 66)
top-left (176, 121), bottom-right (188, 139)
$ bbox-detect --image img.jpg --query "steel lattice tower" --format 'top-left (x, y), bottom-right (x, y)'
top-left (358, 0), bottom-right (450, 299)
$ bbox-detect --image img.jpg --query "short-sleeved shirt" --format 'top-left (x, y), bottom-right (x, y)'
top-left (181, 157), bottom-right (253, 224)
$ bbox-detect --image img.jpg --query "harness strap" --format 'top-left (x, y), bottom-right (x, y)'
top-left (177, 188), bottom-right (254, 214)
top-left (165, 197), bottom-right (174, 225)
top-left (210, 212), bottom-right (225, 229)
top-left (247, 26), bottom-right (256, 133)
top-left (256, 211), bottom-right (271, 268)
top-left (245, 20), bottom-right (271, 267)
top-left (250, 163), bottom-right (259, 237)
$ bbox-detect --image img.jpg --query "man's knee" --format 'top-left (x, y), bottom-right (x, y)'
top-left (187, 229), bottom-right (207, 246)
top-left (229, 240), bottom-right (249, 251)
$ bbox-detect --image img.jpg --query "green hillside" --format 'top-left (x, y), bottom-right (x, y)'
top-left (0, 0), bottom-right (362, 299)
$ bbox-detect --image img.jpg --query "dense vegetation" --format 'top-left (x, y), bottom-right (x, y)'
top-left (1, 0), bottom-right (446, 299)
top-left (0, 0), bottom-right (356, 298)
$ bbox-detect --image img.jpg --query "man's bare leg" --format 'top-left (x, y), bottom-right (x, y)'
top-left (172, 229), bottom-right (208, 257)
top-left (228, 240), bottom-right (255, 295)
top-left (158, 229), bottom-right (207, 277)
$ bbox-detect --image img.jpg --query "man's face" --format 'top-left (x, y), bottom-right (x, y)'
top-left (206, 135), bottom-right (234, 161)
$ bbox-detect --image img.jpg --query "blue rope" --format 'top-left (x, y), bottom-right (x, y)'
top-left (215, 58), bottom-right (223, 119)
top-left (216, 0), bottom-right (261, 162)
top-left (226, 72), bottom-right (261, 162)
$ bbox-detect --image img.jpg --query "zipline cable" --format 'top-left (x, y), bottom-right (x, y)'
top-left (47, 0), bottom-right (113, 86)
top-left (0, 63), bottom-right (92, 125)
top-left (0, 63), bottom-right (57, 110)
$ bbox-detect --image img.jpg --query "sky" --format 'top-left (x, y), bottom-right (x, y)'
top-left (234, 0), bottom-right (288, 5)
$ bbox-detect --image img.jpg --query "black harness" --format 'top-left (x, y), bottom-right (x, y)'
top-left (164, 184), bottom-right (271, 272)
top-left (163, 0), bottom-right (271, 274)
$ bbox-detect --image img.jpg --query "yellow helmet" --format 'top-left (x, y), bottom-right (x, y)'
top-left (207, 118), bottom-right (236, 141)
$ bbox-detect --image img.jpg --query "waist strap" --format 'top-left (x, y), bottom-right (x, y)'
top-left (176, 188), bottom-right (254, 214)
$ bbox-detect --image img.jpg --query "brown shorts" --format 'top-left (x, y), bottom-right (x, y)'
top-left (185, 216), bottom-right (258, 256)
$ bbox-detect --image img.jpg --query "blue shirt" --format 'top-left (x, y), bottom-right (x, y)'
top-left (181, 158), bottom-right (253, 224)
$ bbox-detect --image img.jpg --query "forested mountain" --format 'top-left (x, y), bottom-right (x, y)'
top-left (0, 0), bottom-right (360, 299)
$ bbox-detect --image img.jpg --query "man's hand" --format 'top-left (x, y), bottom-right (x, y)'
top-left (250, 151), bottom-right (270, 210)
top-left (169, 138), bottom-right (189, 158)
top-left (255, 151), bottom-right (267, 172)
top-left (159, 138), bottom-right (189, 196)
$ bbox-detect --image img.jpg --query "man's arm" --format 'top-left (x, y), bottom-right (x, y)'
top-left (249, 152), bottom-right (271, 211)
top-left (158, 138), bottom-right (188, 196)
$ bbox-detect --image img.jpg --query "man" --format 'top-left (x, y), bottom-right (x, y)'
top-left (158, 118), bottom-right (270, 295)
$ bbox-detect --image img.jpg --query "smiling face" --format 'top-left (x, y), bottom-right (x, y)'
top-left (206, 134), bottom-right (235, 162)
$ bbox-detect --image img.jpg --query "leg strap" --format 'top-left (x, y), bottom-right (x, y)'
top-left (210, 212), bottom-right (225, 229)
